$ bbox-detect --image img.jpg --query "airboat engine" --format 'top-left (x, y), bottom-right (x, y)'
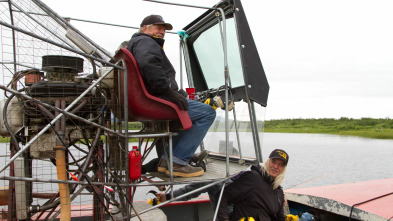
top-left (30, 55), bottom-right (86, 97)
top-left (0, 55), bottom-right (107, 159)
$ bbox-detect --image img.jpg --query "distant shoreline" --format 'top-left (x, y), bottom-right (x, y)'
top-left (1, 118), bottom-right (392, 143)
top-left (263, 129), bottom-right (393, 139)
top-left (264, 118), bottom-right (393, 139)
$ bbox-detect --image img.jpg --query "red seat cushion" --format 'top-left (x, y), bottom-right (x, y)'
top-left (115, 48), bottom-right (192, 130)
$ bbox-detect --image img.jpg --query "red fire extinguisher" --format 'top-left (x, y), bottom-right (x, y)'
top-left (129, 146), bottom-right (141, 180)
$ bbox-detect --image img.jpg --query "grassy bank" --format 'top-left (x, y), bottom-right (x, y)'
top-left (264, 117), bottom-right (393, 139)
top-left (0, 135), bottom-right (142, 143)
top-left (1, 118), bottom-right (391, 143)
top-left (0, 137), bottom-right (10, 143)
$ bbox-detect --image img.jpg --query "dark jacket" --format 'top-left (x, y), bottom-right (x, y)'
top-left (217, 164), bottom-right (285, 221)
top-left (126, 33), bottom-right (178, 96)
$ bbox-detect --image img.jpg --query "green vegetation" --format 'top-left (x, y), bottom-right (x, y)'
top-left (0, 137), bottom-right (10, 142)
top-left (264, 117), bottom-right (393, 139)
top-left (127, 122), bottom-right (143, 130)
top-left (0, 122), bottom-right (143, 143)
top-left (1, 118), bottom-right (391, 143)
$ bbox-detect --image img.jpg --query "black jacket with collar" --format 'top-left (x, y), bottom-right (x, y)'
top-left (126, 33), bottom-right (178, 96)
top-left (217, 164), bottom-right (285, 221)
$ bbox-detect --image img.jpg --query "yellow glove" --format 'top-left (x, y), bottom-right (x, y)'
top-left (286, 214), bottom-right (299, 221)
top-left (147, 198), bottom-right (160, 206)
top-left (239, 217), bottom-right (255, 221)
top-left (204, 98), bottom-right (218, 110)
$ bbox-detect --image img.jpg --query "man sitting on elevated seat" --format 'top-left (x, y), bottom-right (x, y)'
top-left (126, 15), bottom-right (216, 178)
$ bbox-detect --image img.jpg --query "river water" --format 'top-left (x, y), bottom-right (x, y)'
top-left (0, 132), bottom-right (392, 203)
top-left (262, 133), bottom-right (393, 189)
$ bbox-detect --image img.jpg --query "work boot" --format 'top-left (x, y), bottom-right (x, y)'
top-left (142, 158), bottom-right (159, 173)
top-left (190, 150), bottom-right (210, 164)
top-left (157, 159), bottom-right (168, 173)
top-left (165, 163), bottom-right (204, 178)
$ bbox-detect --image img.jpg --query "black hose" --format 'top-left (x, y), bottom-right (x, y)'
top-left (348, 191), bottom-right (393, 220)
top-left (3, 93), bottom-right (21, 151)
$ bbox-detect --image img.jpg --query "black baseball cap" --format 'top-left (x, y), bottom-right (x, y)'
top-left (269, 149), bottom-right (289, 165)
top-left (140, 15), bottom-right (173, 30)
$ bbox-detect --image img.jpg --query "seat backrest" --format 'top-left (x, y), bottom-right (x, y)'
top-left (115, 48), bottom-right (192, 130)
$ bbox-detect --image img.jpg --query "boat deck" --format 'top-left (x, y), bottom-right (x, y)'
top-left (149, 156), bottom-right (251, 182)
top-left (285, 178), bottom-right (393, 220)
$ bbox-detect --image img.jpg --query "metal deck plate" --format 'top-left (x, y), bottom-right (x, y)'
top-left (149, 157), bottom-right (251, 182)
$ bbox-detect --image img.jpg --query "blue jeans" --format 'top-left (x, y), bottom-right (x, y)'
top-left (161, 99), bottom-right (216, 165)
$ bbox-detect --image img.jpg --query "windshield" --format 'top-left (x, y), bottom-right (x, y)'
top-left (193, 18), bottom-right (244, 89)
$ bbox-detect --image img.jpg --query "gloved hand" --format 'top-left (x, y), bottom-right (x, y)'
top-left (164, 89), bottom-right (188, 110)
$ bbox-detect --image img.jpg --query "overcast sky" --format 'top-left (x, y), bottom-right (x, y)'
top-left (42, 0), bottom-right (393, 120)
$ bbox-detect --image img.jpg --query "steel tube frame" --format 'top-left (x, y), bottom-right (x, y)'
top-left (216, 7), bottom-right (230, 177)
top-left (132, 177), bottom-right (229, 218)
top-left (0, 20), bottom-right (122, 70)
top-left (0, 176), bottom-right (218, 188)
top-left (9, 1), bottom-right (77, 50)
top-left (31, 0), bottom-right (115, 60)
top-left (1, 86), bottom-right (176, 141)
top-left (213, 181), bottom-right (227, 221)
top-left (0, 61), bottom-right (119, 174)
top-left (142, 0), bottom-right (214, 10)
top-left (54, 98), bottom-right (71, 220)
